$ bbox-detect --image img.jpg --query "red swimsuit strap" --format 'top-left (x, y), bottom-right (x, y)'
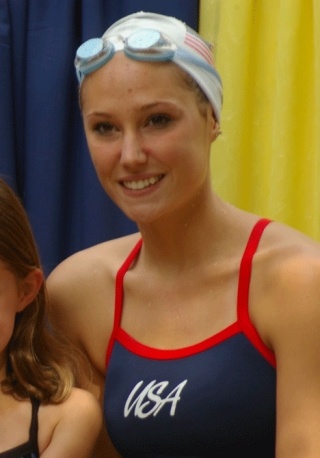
top-left (237, 218), bottom-right (276, 366)
top-left (106, 238), bottom-right (143, 365)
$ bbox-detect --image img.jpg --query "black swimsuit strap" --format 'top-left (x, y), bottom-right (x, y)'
top-left (29, 398), bottom-right (40, 453)
top-left (0, 397), bottom-right (40, 457)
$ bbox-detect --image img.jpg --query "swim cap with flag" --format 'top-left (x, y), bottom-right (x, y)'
top-left (75, 11), bottom-right (223, 121)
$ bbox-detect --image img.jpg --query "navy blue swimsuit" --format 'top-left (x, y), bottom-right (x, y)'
top-left (104, 219), bottom-right (276, 457)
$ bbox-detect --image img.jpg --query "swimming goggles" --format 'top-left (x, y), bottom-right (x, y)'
top-left (75, 28), bottom-right (221, 84)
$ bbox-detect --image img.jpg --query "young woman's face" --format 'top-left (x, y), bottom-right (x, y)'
top-left (81, 54), bottom-right (218, 224)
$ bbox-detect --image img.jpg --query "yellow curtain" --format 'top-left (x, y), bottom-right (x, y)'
top-left (199, 0), bottom-right (320, 239)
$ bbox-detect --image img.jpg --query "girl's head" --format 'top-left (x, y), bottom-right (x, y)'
top-left (75, 11), bottom-right (223, 122)
top-left (0, 179), bottom-right (42, 279)
top-left (0, 178), bottom-right (44, 333)
top-left (0, 178), bottom-right (43, 392)
top-left (0, 178), bottom-right (78, 402)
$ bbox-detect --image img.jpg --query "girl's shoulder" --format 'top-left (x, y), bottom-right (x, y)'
top-left (40, 387), bottom-right (101, 418)
top-left (38, 388), bottom-right (102, 456)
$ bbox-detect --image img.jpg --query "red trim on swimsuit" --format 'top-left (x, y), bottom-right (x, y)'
top-left (106, 219), bottom-right (276, 367)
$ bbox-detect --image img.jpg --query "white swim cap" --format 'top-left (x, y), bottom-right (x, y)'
top-left (75, 11), bottom-right (223, 121)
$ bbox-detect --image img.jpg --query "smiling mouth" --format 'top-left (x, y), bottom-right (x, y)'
top-left (122, 175), bottom-right (164, 190)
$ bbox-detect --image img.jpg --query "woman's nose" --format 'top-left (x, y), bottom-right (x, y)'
top-left (119, 132), bottom-right (148, 166)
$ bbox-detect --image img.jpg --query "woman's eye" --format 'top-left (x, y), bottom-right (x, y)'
top-left (148, 114), bottom-right (171, 128)
top-left (93, 122), bottom-right (114, 134)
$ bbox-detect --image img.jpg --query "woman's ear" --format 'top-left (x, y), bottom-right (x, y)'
top-left (207, 106), bottom-right (221, 142)
top-left (212, 119), bottom-right (221, 141)
top-left (17, 268), bottom-right (44, 312)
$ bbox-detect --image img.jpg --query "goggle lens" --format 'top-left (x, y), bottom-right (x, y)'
top-left (76, 38), bottom-right (104, 60)
top-left (75, 38), bottom-right (115, 81)
top-left (124, 30), bottom-right (175, 62)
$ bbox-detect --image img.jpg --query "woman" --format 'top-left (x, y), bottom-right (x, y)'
top-left (48, 12), bottom-right (320, 457)
top-left (0, 178), bottom-right (102, 457)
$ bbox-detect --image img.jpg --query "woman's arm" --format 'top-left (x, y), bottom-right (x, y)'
top-left (268, 255), bottom-right (320, 457)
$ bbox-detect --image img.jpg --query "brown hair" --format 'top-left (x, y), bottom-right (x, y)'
top-left (0, 178), bottom-right (83, 403)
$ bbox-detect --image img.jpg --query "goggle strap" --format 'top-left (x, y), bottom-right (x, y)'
top-left (175, 49), bottom-right (222, 83)
top-left (124, 47), bottom-right (175, 62)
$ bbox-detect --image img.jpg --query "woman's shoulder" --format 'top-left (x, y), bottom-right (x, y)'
top-left (259, 220), bottom-right (320, 272)
top-left (46, 232), bottom-right (142, 359)
top-left (47, 232), bottom-right (141, 293)
top-left (251, 219), bottom-right (320, 303)
top-left (251, 219), bottom-right (320, 348)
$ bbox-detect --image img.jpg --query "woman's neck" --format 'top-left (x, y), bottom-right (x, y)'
top-left (137, 194), bottom-right (240, 273)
